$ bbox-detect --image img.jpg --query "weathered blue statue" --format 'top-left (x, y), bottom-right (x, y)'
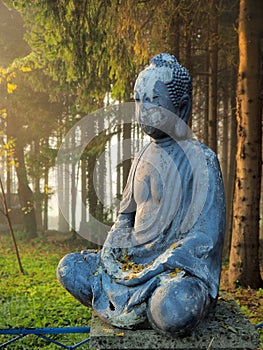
top-left (57, 53), bottom-right (225, 337)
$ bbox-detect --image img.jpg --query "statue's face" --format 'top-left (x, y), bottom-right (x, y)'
top-left (134, 68), bottom-right (177, 139)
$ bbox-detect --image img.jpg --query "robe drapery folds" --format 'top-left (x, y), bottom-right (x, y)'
top-left (91, 137), bottom-right (226, 327)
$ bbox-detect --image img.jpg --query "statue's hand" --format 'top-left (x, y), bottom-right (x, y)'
top-left (116, 243), bottom-right (183, 286)
top-left (116, 260), bottom-right (165, 286)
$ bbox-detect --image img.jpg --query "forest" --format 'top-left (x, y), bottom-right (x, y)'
top-left (0, 0), bottom-right (262, 304)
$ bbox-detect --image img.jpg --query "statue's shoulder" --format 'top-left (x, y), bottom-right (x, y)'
top-left (188, 139), bottom-right (221, 176)
top-left (195, 140), bottom-right (219, 163)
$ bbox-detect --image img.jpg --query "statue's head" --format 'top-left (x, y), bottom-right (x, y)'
top-left (134, 53), bottom-right (192, 139)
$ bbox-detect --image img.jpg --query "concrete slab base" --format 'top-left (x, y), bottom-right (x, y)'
top-left (89, 295), bottom-right (260, 349)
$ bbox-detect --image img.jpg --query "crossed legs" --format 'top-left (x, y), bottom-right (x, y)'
top-left (57, 252), bottom-right (211, 337)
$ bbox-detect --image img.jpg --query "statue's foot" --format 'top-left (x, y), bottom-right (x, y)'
top-left (147, 276), bottom-right (210, 337)
top-left (57, 252), bottom-right (98, 307)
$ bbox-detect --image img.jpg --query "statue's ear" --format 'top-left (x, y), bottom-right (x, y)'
top-left (178, 94), bottom-right (192, 123)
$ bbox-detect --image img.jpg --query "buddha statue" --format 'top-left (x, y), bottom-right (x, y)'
top-left (57, 53), bottom-right (225, 337)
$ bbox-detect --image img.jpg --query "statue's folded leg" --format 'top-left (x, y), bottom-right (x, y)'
top-left (147, 275), bottom-right (211, 337)
top-left (57, 252), bottom-right (99, 307)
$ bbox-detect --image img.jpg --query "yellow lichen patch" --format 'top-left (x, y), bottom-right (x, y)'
top-left (169, 268), bottom-right (182, 278)
top-left (121, 261), bottom-right (135, 272)
top-left (120, 252), bottom-right (152, 278)
top-left (121, 261), bottom-right (146, 273)
top-left (127, 263), bottom-right (152, 280)
top-left (132, 264), bottom-right (144, 273)
top-left (170, 242), bottom-right (177, 249)
top-left (116, 332), bottom-right (124, 337)
top-left (120, 252), bottom-right (136, 272)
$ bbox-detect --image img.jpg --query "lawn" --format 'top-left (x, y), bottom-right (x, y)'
top-left (0, 231), bottom-right (92, 349)
top-left (0, 231), bottom-right (262, 349)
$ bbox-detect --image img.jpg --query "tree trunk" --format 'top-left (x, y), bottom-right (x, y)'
top-left (116, 123), bottom-right (121, 200)
top-left (43, 161), bottom-right (48, 231)
top-left (221, 91), bottom-right (229, 188)
top-left (208, 0), bottom-right (218, 153)
top-left (122, 122), bottom-right (131, 191)
top-left (223, 71), bottom-right (237, 259)
top-left (57, 114), bottom-right (69, 233)
top-left (229, 0), bottom-right (263, 288)
top-left (97, 117), bottom-right (106, 223)
top-left (80, 128), bottom-right (88, 230)
top-left (87, 154), bottom-right (97, 217)
top-left (14, 144), bottom-right (37, 238)
top-left (168, 14), bottom-right (180, 60)
top-left (184, 22), bottom-right (192, 71)
top-left (33, 140), bottom-right (43, 230)
top-left (58, 163), bottom-right (69, 232)
top-left (6, 162), bottom-right (11, 208)
top-left (204, 49), bottom-right (209, 145)
top-left (81, 157), bottom-right (87, 224)
top-left (71, 156), bottom-right (76, 237)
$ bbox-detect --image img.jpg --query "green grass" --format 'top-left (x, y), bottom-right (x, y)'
top-left (0, 231), bottom-right (92, 349)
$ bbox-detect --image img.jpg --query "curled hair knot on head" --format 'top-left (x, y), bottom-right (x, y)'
top-left (150, 53), bottom-right (192, 110)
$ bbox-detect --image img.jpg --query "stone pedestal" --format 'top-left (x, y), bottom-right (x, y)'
top-left (89, 296), bottom-right (260, 349)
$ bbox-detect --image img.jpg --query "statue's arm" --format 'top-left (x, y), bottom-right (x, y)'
top-left (100, 212), bottom-right (136, 278)
top-left (112, 212), bottom-right (135, 230)
top-left (103, 195), bottom-right (136, 248)
top-left (100, 154), bottom-right (137, 273)
top-left (102, 147), bottom-right (139, 249)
